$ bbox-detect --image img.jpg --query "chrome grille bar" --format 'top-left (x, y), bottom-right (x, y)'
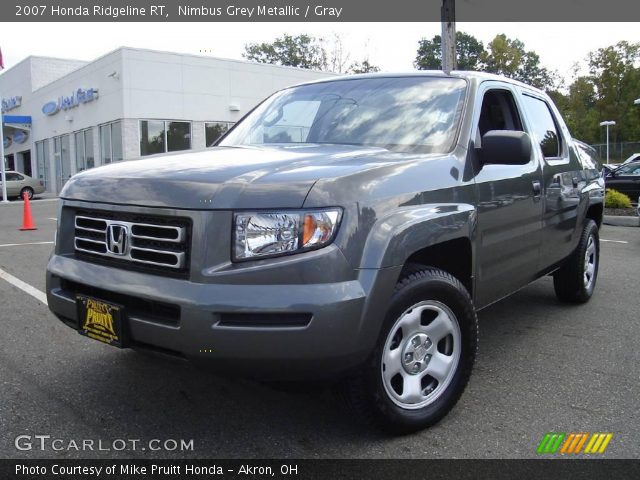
top-left (74, 213), bottom-right (188, 270)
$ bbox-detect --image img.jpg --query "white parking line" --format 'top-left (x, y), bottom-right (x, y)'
top-left (0, 267), bottom-right (47, 305)
top-left (0, 241), bottom-right (54, 248)
top-left (601, 239), bottom-right (629, 244)
top-left (48, 217), bottom-right (57, 221)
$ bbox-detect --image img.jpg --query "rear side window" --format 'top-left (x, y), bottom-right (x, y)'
top-left (522, 95), bottom-right (562, 158)
top-left (5, 173), bottom-right (21, 181)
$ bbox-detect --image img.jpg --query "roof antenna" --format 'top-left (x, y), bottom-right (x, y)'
top-left (441, 0), bottom-right (457, 75)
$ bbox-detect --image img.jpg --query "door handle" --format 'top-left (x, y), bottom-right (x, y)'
top-left (532, 180), bottom-right (542, 198)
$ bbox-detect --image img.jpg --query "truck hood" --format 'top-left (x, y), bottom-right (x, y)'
top-left (60, 144), bottom-right (401, 209)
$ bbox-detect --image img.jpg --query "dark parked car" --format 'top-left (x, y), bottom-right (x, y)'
top-left (47, 72), bottom-right (604, 434)
top-left (605, 160), bottom-right (640, 204)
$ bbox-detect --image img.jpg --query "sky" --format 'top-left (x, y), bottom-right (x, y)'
top-left (1, 22), bottom-right (639, 84)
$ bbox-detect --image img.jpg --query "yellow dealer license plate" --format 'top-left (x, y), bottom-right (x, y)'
top-left (76, 295), bottom-right (127, 348)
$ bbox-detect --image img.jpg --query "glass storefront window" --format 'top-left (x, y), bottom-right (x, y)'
top-left (100, 124), bottom-right (112, 164)
top-left (85, 130), bottom-right (95, 169)
top-left (140, 120), bottom-right (191, 156)
top-left (36, 140), bottom-right (49, 189)
top-left (111, 121), bottom-right (123, 161)
top-left (75, 128), bottom-right (95, 172)
top-left (205, 122), bottom-right (232, 147)
top-left (100, 121), bottom-right (123, 164)
top-left (140, 120), bottom-right (165, 156)
top-left (54, 134), bottom-right (71, 192)
top-left (167, 122), bottom-right (191, 152)
top-left (75, 131), bottom-right (85, 172)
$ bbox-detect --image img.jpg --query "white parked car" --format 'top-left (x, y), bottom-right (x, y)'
top-left (0, 171), bottom-right (46, 199)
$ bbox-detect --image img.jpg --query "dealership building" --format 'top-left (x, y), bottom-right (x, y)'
top-left (0, 47), bottom-right (330, 194)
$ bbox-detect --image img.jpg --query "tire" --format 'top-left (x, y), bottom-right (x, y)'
top-left (343, 268), bottom-right (478, 434)
top-left (553, 219), bottom-right (599, 303)
top-left (20, 187), bottom-right (34, 200)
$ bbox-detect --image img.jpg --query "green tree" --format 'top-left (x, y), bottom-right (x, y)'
top-left (243, 33), bottom-right (380, 74)
top-left (550, 77), bottom-right (600, 143)
top-left (587, 41), bottom-right (640, 145)
top-left (415, 31), bottom-right (485, 70)
top-left (482, 34), bottom-right (556, 90)
top-left (349, 59), bottom-right (381, 74)
top-left (554, 41), bottom-right (640, 147)
top-left (243, 34), bottom-right (327, 70)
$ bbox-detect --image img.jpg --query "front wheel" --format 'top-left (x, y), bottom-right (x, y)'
top-left (344, 268), bottom-right (478, 434)
top-left (553, 219), bottom-right (599, 303)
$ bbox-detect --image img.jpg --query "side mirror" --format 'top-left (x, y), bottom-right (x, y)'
top-left (479, 130), bottom-right (532, 165)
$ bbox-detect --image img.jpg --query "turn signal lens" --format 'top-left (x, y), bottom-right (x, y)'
top-left (302, 211), bottom-right (340, 248)
top-left (303, 215), bottom-right (316, 245)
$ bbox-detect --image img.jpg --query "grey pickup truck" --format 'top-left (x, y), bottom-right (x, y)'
top-left (47, 72), bottom-right (604, 433)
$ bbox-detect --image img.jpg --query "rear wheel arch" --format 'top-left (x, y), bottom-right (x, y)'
top-left (585, 202), bottom-right (603, 229)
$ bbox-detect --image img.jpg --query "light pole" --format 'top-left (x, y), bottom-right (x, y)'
top-left (0, 96), bottom-right (8, 203)
top-left (599, 120), bottom-right (616, 162)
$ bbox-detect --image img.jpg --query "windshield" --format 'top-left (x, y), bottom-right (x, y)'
top-left (220, 76), bottom-right (467, 154)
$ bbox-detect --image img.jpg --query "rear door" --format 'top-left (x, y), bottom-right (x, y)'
top-left (471, 83), bottom-right (544, 308)
top-left (520, 93), bottom-right (586, 270)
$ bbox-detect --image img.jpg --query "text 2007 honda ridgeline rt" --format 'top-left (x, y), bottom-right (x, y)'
top-left (47, 72), bottom-right (604, 433)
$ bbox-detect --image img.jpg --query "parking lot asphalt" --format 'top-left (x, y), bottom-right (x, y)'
top-left (0, 198), bottom-right (638, 459)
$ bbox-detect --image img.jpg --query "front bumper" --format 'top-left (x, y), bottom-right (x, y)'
top-left (46, 254), bottom-right (395, 380)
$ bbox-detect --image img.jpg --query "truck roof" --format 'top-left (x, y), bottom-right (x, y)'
top-left (294, 70), bottom-right (542, 93)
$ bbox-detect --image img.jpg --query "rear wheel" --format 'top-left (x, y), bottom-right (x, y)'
top-left (343, 268), bottom-right (478, 434)
top-left (20, 187), bottom-right (34, 200)
top-left (553, 219), bottom-right (599, 303)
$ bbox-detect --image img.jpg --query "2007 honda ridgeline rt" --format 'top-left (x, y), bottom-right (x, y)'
top-left (47, 72), bottom-right (604, 433)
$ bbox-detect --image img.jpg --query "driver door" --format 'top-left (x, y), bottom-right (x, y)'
top-left (471, 84), bottom-right (544, 308)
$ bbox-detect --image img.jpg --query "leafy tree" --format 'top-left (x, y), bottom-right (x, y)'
top-left (587, 41), bottom-right (640, 145)
top-left (243, 34), bottom-right (327, 70)
top-left (558, 77), bottom-right (600, 144)
top-left (552, 41), bottom-right (640, 147)
top-left (349, 59), bottom-right (381, 74)
top-left (482, 34), bottom-right (556, 90)
top-left (243, 33), bottom-right (380, 74)
top-left (415, 31), bottom-right (485, 71)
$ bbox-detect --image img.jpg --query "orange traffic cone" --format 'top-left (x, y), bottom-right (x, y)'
top-left (20, 192), bottom-right (37, 231)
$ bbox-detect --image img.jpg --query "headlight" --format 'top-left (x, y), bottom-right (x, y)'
top-left (234, 208), bottom-right (342, 261)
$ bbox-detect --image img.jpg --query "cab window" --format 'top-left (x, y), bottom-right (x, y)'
top-left (521, 95), bottom-right (563, 159)
top-left (478, 89), bottom-right (524, 138)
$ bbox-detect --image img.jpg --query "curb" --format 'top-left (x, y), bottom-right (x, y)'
top-left (0, 197), bottom-right (59, 207)
top-left (603, 215), bottom-right (640, 227)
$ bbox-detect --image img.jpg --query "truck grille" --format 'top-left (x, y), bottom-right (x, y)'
top-left (73, 210), bottom-right (191, 276)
